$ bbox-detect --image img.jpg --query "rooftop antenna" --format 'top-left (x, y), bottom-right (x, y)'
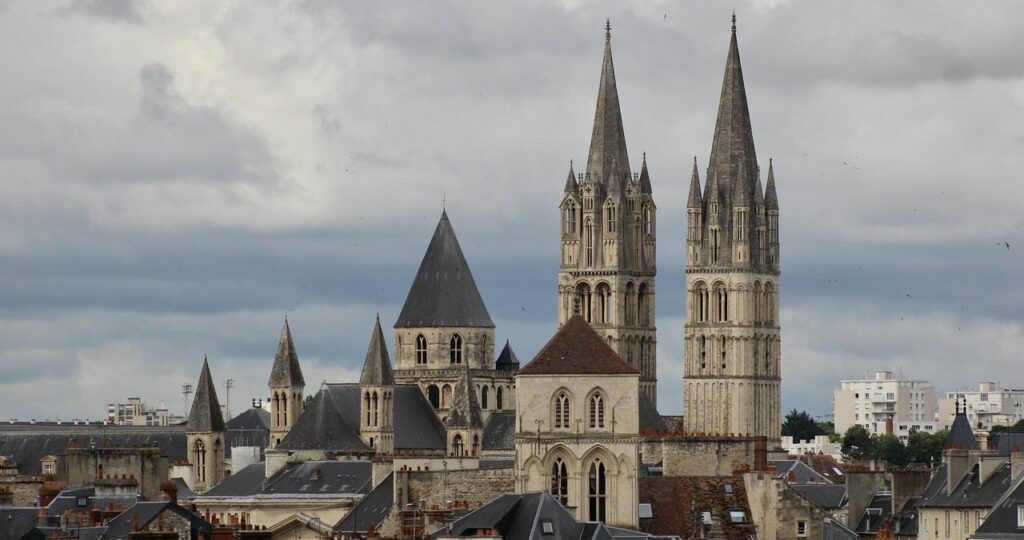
top-left (224, 378), bottom-right (236, 420)
top-left (181, 383), bottom-right (193, 417)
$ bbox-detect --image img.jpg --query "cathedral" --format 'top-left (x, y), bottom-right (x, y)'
top-left (177, 15), bottom-right (784, 535)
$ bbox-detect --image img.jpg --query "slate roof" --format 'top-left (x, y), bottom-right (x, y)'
top-left (495, 340), bottom-right (520, 371)
top-left (482, 412), bottom-right (515, 451)
top-left (639, 394), bottom-right (668, 433)
top-left (990, 432), bottom-right (1024, 456)
top-left (200, 461), bottom-right (372, 502)
top-left (919, 461), bottom-right (1013, 509)
top-left (638, 476), bottom-right (756, 540)
top-left (584, 24), bottom-right (631, 187)
top-left (333, 474), bottom-right (394, 534)
top-left (200, 462), bottom-right (267, 497)
top-left (359, 317), bottom-right (395, 386)
top-left (0, 426), bottom-right (187, 475)
top-left (854, 493), bottom-right (892, 534)
top-left (518, 315), bottom-right (640, 376)
top-left (227, 407), bottom-right (270, 449)
top-left (791, 484), bottom-right (847, 509)
top-left (0, 508), bottom-right (41, 540)
top-left (946, 410), bottom-right (980, 450)
top-left (436, 490), bottom-right (665, 540)
top-left (268, 318), bottom-right (305, 388)
top-left (770, 460), bottom-right (831, 485)
top-left (973, 471), bottom-right (1024, 539)
top-left (187, 358), bottom-right (226, 433)
top-left (101, 501), bottom-right (212, 539)
top-left (395, 211), bottom-right (494, 328)
top-left (278, 384), bottom-right (446, 452)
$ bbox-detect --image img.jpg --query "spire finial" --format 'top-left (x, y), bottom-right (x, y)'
top-left (442, 192), bottom-right (446, 211)
top-left (642, 151), bottom-right (646, 162)
top-left (731, 13), bottom-right (737, 32)
top-left (605, 19), bottom-right (611, 42)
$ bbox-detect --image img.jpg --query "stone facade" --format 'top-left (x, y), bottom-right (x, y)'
top-left (683, 20), bottom-right (781, 444)
top-left (65, 446), bottom-right (168, 501)
top-left (645, 436), bottom-right (761, 477)
top-left (744, 471), bottom-right (835, 540)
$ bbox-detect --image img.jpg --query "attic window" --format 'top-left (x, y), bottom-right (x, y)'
top-left (77, 498), bottom-right (87, 507)
top-left (542, 520), bottom-right (555, 535)
top-left (724, 483), bottom-right (734, 494)
top-left (730, 511), bottom-right (746, 523)
top-left (702, 511), bottom-right (713, 525)
top-left (867, 508), bottom-right (882, 516)
top-left (797, 520), bottom-right (807, 537)
top-left (639, 503), bottom-right (653, 519)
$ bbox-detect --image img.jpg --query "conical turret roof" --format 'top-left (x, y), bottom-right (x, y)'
top-left (945, 401), bottom-right (980, 450)
top-left (687, 158), bottom-right (703, 209)
top-left (708, 16), bottom-right (758, 206)
top-left (495, 340), bottom-right (520, 371)
top-left (564, 162), bottom-right (579, 194)
top-left (395, 211), bottom-right (494, 328)
top-left (360, 316), bottom-right (395, 386)
top-left (585, 21), bottom-right (630, 189)
top-left (268, 318), bottom-right (305, 388)
top-left (639, 153), bottom-right (652, 194)
top-left (765, 159), bottom-right (779, 210)
top-left (187, 357), bottom-right (226, 432)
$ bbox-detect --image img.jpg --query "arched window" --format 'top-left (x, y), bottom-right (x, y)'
top-left (721, 336), bottom-right (727, 369)
top-left (606, 203), bottom-right (616, 233)
top-left (452, 434), bottom-right (464, 457)
top-left (427, 385), bottom-right (440, 409)
top-left (551, 458), bottom-right (569, 505)
top-left (442, 385), bottom-right (453, 409)
top-left (472, 434), bottom-right (480, 456)
top-left (710, 227), bottom-right (721, 263)
top-left (371, 391), bottom-right (379, 427)
top-left (694, 283), bottom-right (709, 322)
top-left (554, 392), bottom-right (570, 430)
top-left (764, 283), bottom-right (774, 325)
top-left (589, 392), bottom-right (605, 429)
top-left (638, 283), bottom-right (649, 325)
top-left (753, 282), bottom-right (763, 324)
top-left (644, 206), bottom-right (653, 235)
top-left (588, 460), bottom-right (607, 523)
top-left (576, 283), bottom-right (592, 322)
top-left (364, 391), bottom-right (372, 424)
top-left (449, 334), bottom-right (463, 364)
top-left (415, 334), bottom-right (427, 365)
top-left (699, 336), bottom-right (707, 369)
top-left (584, 219), bottom-right (594, 267)
top-left (193, 440), bottom-right (207, 483)
top-left (765, 338), bottom-right (772, 373)
top-left (481, 386), bottom-right (489, 409)
top-left (496, 386), bottom-right (504, 410)
top-left (595, 283), bottom-right (611, 324)
top-left (714, 284), bottom-right (729, 322)
top-left (625, 282), bottom-right (636, 325)
top-left (564, 202), bottom-right (577, 235)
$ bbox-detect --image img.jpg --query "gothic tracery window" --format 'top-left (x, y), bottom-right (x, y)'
top-left (551, 458), bottom-right (569, 505)
top-left (554, 392), bottom-right (570, 430)
top-left (588, 460), bottom-right (607, 523)
top-left (450, 334), bottom-right (463, 364)
top-left (564, 202), bottom-right (577, 235)
top-left (415, 334), bottom-right (427, 365)
top-left (589, 392), bottom-right (605, 429)
top-left (451, 434), bottom-right (464, 457)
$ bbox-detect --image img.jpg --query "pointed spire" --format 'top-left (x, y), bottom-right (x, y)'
top-left (639, 152), bottom-right (652, 193)
top-left (563, 160), bottom-right (579, 194)
top-left (764, 159), bottom-right (779, 210)
top-left (395, 211), bottom-right (494, 328)
top-left (187, 357), bottom-right (226, 432)
top-left (687, 157), bottom-right (703, 209)
top-left (446, 367), bottom-right (483, 429)
top-left (495, 339), bottom-right (520, 371)
top-left (585, 20), bottom-right (630, 189)
top-left (268, 318), bottom-right (305, 388)
top-left (360, 315), bottom-right (395, 386)
top-left (753, 173), bottom-right (765, 207)
top-left (707, 14), bottom-right (758, 205)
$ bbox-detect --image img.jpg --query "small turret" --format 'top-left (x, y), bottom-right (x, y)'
top-left (687, 158), bottom-right (703, 210)
top-left (186, 357), bottom-right (226, 493)
top-left (359, 316), bottom-right (395, 455)
top-left (764, 159), bottom-right (779, 211)
top-left (563, 161), bottom-right (579, 195)
top-left (268, 318), bottom-right (305, 448)
top-left (765, 159), bottom-right (780, 270)
top-left (686, 158), bottom-right (704, 266)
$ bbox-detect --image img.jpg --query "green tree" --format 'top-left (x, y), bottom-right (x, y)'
top-left (842, 424), bottom-right (876, 460)
top-left (782, 409), bottom-right (823, 442)
top-left (906, 429), bottom-right (947, 465)
top-left (818, 421), bottom-right (840, 443)
top-left (872, 434), bottom-right (910, 467)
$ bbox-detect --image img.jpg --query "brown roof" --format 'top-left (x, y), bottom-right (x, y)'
top-left (518, 315), bottom-right (638, 376)
top-left (638, 476), bottom-right (756, 540)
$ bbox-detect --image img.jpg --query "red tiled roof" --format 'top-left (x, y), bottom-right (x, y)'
top-left (638, 476), bottom-right (756, 540)
top-left (518, 316), bottom-right (639, 376)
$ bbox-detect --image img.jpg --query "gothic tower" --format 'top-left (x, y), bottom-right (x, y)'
top-left (267, 318), bottom-right (305, 448)
top-left (359, 316), bottom-right (395, 455)
top-left (186, 357), bottom-right (227, 492)
top-left (558, 22), bottom-right (658, 404)
top-left (683, 16), bottom-right (781, 442)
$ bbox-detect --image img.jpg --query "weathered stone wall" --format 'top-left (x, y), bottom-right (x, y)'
top-left (399, 467), bottom-right (513, 509)
top-left (65, 447), bottom-right (168, 500)
top-left (0, 475), bottom-right (42, 506)
top-left (745, 471), bottom-right (834, 540)
top-left (659, 437), bottom-right (757, 476)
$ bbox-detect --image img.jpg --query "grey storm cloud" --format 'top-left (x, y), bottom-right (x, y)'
top-left (0, 0), bottom-right (1021, 421)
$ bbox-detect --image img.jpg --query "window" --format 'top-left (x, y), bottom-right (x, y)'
top-left (585, 219), bottom-right (594, 267)
top-left (564, 203), bottom-right (577, 235)
top-left (449, 334), bottom-right (463, 364)
top-left (644, 206), bottom-right (653, 235)
top-left (589, 392), bottom-right (605, 429)
top-left (729, 511), bottom-right (746, 523)
top-left (550, 458), bottom-right (568, 505)
top-left (452, 434), bottom-right (464, 457)
top-left (496, 386), bottom-right (504, 410)
top-left (797, 520), bottom-right (807, 537)
top-left (588, 460), bottom-right (607, 523)
top-left (554, 392), bottom-right (570, 430)
top-left (541, 520), bottom-right (555, 535)
top-left (639, 503), bottom-right (653, 519)
top-left (472, 434), bottom-right (479, 456)
top-left (1017, 505), bottom-right (1024, 527)
top-left (710, 227), bottom-right (720, 263)
top-left (720, 336), bottom-right (727, 369)
top-left (415, 334), bottom-right (427, 364)
top-left (193, 440), bottom-right (207, 483)
top-left (699, 336), bottom-right (707, 369)
top-left (427, 385), bottom-right (440, 409)
top-left (694, 283), bottom-right (709, 322)
top-left (606, 204), bottom-right (616, 233)
top-left (481, 386), bottom-right (489, 409)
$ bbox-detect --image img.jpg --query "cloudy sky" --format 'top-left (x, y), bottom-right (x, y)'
top-left (1, 0), bottom-right (1022, 422)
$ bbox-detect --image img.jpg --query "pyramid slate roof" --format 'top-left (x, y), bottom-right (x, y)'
top-left (187, 358), bottom-right (226, 433)
top-left (518, 315), bottom-right (639, 376)
top-left (395, 211), bottom-right (494, 328)
top-left (585, 23), bottom-right (630, 187)
top-left (946, 409), bottom-right (980, 450)
top-left (495, 340), bottom-right (520, 371)
top-left (764, 160), bottom-right (779, 210)
top-left (482, 412), bottom-right (516, 451)
top-left (268, 319), bottom-right (305, 388)
top-left (359, 317), bottom-right (395, 386)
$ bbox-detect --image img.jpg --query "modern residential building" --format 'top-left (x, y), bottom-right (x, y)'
top-left (106, 397), bottom-right (183, 426)
top-left (834, 371), bottom-right (938, 439)
top-left (938, 382), bottom-right (1024, 431)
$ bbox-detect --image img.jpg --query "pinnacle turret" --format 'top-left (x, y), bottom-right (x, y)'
top-left (360, 316), bottom-right (395, 386)
top-left (639, 152), bottom-right (652, 194)
top-left (564, 161), bottom-right (579, 194)
top-left (187, 357), bottom-right (226, 433)
top-left (585, 21), bottom-right (630, 190)
top-left (268, 318), bottom-right (305, 388)
top-left (687, 158), bottom-right (703, 209)
top-left (765, 159), bottom-right (779, 210)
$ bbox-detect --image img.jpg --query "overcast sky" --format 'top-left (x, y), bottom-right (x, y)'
top-left (1, 0), bottom-right (1022, 423)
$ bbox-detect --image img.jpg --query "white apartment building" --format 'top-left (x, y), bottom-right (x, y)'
top-left (834, 371), bottom-right (939, 440)
top-left (106, 397), bottom-right (181, 426)
top-left (938, 382), bottom-right (1024, 431)
top-left (781, 435), bottom-right (842, 458)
